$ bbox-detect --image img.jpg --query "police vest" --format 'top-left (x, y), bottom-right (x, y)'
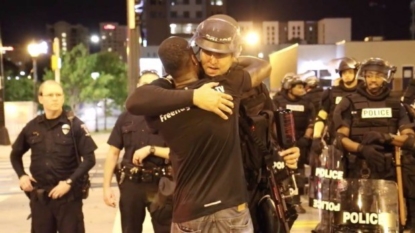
top-left (273, 95), bottom-right (310, 138)
top-left (329, 86), bottom-right (347, 115)
top-left (348, 93), bottom-right (401, 142)
top-left (306, 87), bottom-right (324, 111)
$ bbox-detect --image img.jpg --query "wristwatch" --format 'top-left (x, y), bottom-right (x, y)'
top-left (149, 146), bottom-right (156, 154)
top-left (65, 179), bottom-right (73, 186)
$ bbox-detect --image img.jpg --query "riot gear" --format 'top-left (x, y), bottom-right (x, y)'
top-left (356, 58), bottom-right (397, 84)
top-left (335, 57), bottom-right (358, 74)
top-left (305, 76), bottom-right (319, 88)
top-left (281, 73), bottom-right (305, 90)
top-left (190, 14), bottom-right (242, 56)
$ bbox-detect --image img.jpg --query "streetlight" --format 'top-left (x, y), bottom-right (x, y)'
top-left (245, 32), bottom-right (260, 46)
top-left (90, 35), bottom-right (100, 44)
top-left (27, 41), bottom-right (48, 101)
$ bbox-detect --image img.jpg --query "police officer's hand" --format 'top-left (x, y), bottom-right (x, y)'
top-left (132, 146), bottom-right (151, 166)
top-left (103, 187), bottom-right (116, 207)
top-left (193, 82), bottom-right (234, 120)
top-left (357, 144), bottom-right (386, 172)
top-left (311, 138), bottom-right (324, 155)
top-left (19, 175), bottom-right (36, 192)
top-left (48, 181), bottom-right (71, 199)
top-left (362, 131), bottom-right (393, 145)
top-left (280, 147), bottom-right (300, 169)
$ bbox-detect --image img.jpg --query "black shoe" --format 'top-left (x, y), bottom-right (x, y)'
top-left (295, 204), bottom-right (306, 214)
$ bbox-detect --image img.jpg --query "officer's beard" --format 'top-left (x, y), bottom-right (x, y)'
top-left (366, 82), bottom-right (383, 96)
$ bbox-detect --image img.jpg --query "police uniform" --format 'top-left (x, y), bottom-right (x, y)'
top-left (305, 86), bottom-right (324, 112)
top-left (330, 84), bottom-right (412, 232)
top-left (107, 112), bottom-right (172, 233)
top-left (10, 111), bottom-right (97, 233)
top-left (273, 91), bottom-right (315, 211)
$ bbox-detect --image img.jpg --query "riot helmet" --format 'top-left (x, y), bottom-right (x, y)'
top-left (336, 57), bottom-right (358, 74)
top-left (189, 14), bottom-right (242, 57)
top-left (356, 58), bottom-right (396, 84)
top-left (281, 73), bottom-right (306, 90)
top-left (305, 76), bottom-right (319, 88)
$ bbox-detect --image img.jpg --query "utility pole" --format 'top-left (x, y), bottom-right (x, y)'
top-left (52, 37), bottom-right (61, 83)
top-left (126, 0), bottom-right (141, 95)
top-left (0, 25), bottom-right (11, 145)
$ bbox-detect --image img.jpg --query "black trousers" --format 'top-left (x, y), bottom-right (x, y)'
top-left (30, 193), bottom-right (84, 233)
top-left (118, 180), bottom-right (172, 233)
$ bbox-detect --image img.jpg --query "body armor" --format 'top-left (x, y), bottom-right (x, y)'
top-left (306, 87), bottom-right (324, 111)
top-left (273, 94), bottom-right (311, 139)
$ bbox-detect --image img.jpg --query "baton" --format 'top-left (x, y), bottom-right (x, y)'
top-left (395, 145), bottom-right (406, 226)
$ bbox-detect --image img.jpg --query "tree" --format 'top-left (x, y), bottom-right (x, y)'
top-left (93, 52), bottom-right (128, 110)
top-left (4, 60), bottom-right (34, 101)
top-left (44, 44), bottom-right (96, 112)
top-left (5, 74), bottom-right (35, 101)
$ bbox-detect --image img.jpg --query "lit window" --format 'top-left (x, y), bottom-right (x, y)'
top-left (216, 0), bottom-right (223, 6)
top-left (61, 33), bottom-right (66, 37)
top-left (108, 48), bottom-right (112, 52)
top-left (309, 26), bottom-right (313, 31)
top-left (170, 24), bottom-right (177, 34)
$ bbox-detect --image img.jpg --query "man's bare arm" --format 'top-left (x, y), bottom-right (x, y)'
top-left (237, 56), bottom-right (271, 87)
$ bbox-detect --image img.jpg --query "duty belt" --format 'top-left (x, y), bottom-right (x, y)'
top-left (118, 164), bottom-right (173, 184)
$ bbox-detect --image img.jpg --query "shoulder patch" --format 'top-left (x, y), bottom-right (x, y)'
top-left (80, 124), bottom-right (91, 136)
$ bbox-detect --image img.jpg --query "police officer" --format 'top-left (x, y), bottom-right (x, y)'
top-left (400, 100), bottom-right (415, 232)
top-left (10, 80), bottom-right (97, 233)
top-left (304, 76), bottom-right (324, 111)
top-left (310, 58), bottom-right (361, 233)
top-left (273, 73), bottom-right (315, 214)
top-left (103, 70), bottom-right (172, 233)
top-left (332, 58), bottom-right (415, 231)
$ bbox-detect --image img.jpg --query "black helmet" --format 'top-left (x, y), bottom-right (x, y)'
top-left (281, 73), bottom-right (305, 90)
top-left (356, 58), bottom-right (396, 83)
top-left (336, 57), bottom-right (358, 74)
top-left (305, 76), bottom-right (319, 88)
top-left (190, 14), bottom-right (242, 56)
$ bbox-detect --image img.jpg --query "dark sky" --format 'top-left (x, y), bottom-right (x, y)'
top-left (0, 0), bottom-right (413, 45)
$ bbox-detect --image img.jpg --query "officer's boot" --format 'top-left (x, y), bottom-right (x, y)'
top-left (311, 210), bottom-right (330, 233)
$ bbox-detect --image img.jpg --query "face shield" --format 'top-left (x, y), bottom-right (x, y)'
top-left (356, 63), bottom-right (396, 84)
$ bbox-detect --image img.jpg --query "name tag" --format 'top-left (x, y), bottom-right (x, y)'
top-left (361, 108), bottom-right (392, 118)
top-left (335, 96), bottom-right (342, 104)
top-left (286, 104), bottom-right (304, 112)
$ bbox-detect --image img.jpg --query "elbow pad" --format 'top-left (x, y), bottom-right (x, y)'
top-left (402, 135), bottom-right (415, 152)
top-left (334, 132), bottom-right (347, 151)
top-left (314, 115), bottom-right (326, 125)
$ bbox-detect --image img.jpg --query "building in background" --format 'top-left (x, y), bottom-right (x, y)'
top-left (46, 21), bottom-right (89, 54)
top-left (99, 22), bottom-right (128, 62)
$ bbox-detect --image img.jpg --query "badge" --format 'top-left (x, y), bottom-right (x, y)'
top-left (335, 96), bottom-right (342, 104)
top-left (361, 108), bottom-right (392, 119)
top-left (286, 104), bottom-right (304, 112)
top-left (61, 124), bottom-right (70, 135)
top-left (80, 124), bottom-right (91, 136)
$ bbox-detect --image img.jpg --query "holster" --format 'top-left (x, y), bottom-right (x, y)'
top-left (31, 189), bottom-right (50, 205)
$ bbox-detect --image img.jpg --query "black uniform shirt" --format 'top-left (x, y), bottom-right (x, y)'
top-left (11, 111), bottom-right (97, 187)
top-left (107, 112), bottom-right (166, 166)
top-left (145, 68), bottom-right (252, 223)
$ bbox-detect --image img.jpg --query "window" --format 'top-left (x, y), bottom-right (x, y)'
top-left (403, 66), bottom-right (414, 78)
top-left (183, 0), bottom-right (189, 4)
top-left (196, 0), bottom-right (202, 4)
top-left (196, 11), bottom-right (203, 18)
top-left (183, 11), bottom-right (190, 18)
top-left (150, 12), bottom-right (157, 18)
top-left (170, 11), bottom-right (177, 18)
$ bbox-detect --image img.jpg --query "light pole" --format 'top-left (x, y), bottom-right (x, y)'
top-left (91, 72), bottom-right (100, 132)
top-left (27, 41), bottom-right (48, 101)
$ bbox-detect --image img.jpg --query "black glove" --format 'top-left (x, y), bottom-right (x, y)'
top-left (311, 138), bottom-right (324, 155)
top-left (357, 144), bottom-right (386, 172)
top-left (361, 131), bottom-right (393, 145)
top-left (296, 137), bottom-right (311, 149)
